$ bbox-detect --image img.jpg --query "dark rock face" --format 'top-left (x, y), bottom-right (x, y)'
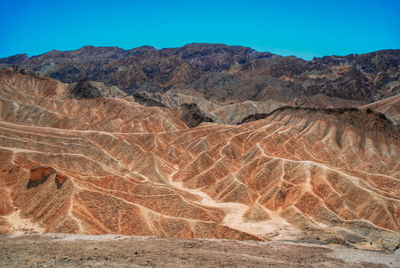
top-left (0, 54), bottom-right (29, 65)
top-left (130, 92), bottom-right (167, 107)
top-left (1, 44), bottom-right (400, 104)
top-left (26, 167), bottom-right (68, 190)
top-left (10, 66), bottom-right (36, 76)
top-left (314, 50), bottom-right (400, 73)
top-left (27, 167), bottom-right (55, 189)
top-left (179, 103), bottom-right (214, 128)
top-left (69, 80), bottom-right (126, 99)
top-left (168, 43), bottom-right (276, 72)
top-left (55, 173), bottom-right (68, 189)
top-left (239, 112), bottom-right (275, 124)
top-left (70, 80), bottom-right (105, 99)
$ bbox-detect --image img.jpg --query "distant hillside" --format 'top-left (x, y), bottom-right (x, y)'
top-left (1, 44), bottom-right (399, 105)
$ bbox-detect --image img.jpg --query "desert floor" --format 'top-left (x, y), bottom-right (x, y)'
top-left (1, 234), bottom-right (399, 267)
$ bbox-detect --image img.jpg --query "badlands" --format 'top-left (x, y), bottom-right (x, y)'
top-left (0, 67), bottom-right (399, 252)
top-left (0, 44), bottom-right (400, 266)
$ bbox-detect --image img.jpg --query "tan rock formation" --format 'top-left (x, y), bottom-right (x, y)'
top-left (361, 94), bottom-right (400, 126)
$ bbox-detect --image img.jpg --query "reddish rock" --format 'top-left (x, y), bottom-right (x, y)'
top-left (0, 70), bottom-right (399, 252)
top-left (27, 167), bottom-right (55, 189)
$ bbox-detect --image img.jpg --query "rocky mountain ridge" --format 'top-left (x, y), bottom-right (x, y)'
top-left (1, 44), bottom-right (399, 105)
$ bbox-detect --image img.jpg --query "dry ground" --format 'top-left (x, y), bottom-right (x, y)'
top-left (0, 234), bottom-right (399, 267)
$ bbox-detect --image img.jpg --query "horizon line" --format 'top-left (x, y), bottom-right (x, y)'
top-left (1, 42), bottom-right (399, 61)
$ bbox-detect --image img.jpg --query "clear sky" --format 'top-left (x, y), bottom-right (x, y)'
top-left (1, 0), bottom-right (399, 60)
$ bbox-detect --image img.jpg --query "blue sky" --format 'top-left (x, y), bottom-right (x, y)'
top-left (1, 0), bottom-right (399, 60)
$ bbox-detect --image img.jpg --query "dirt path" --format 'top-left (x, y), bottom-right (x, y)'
top-left (1, 234), bottom-right (399, 267)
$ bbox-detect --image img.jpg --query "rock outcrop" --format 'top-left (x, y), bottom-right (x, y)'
top-left (178, 103), bottom-right (214, 128)
top-left (69, 80), bottom-right (126, 99)
top-left (131, 91), bottom-right (285, 125)
top-left (361, 94), bottom-right (400, 127)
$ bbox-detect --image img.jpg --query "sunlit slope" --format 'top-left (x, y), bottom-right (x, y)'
top-left (0, 69), bottom-right (399, 252)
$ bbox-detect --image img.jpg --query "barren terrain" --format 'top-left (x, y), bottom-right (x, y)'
top-left (0, 68), bottom-right (399, 254)
top-left (1, 234), bottom-right (399, 267)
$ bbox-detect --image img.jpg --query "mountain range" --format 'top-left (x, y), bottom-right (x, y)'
top-left (2, 44), bottom-right (399, 103)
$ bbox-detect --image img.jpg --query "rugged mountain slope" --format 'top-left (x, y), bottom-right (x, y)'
top-left (69, 80), bottom-right (127, 99)
top-left (1, 69), bottom-right (400, 252)
top-left (133, 91), bottom-right (285, 125)
top-left (361, 94), bottom-right (400, 126)
top-left (1, 44), bottom-right (399, 105)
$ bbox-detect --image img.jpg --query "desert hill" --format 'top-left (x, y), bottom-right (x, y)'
top-left (0, 68), bottom-right (400, 252)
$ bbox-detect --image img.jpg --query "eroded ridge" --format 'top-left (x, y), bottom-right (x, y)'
top-left (0, 69), bottom-right (399, 252)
